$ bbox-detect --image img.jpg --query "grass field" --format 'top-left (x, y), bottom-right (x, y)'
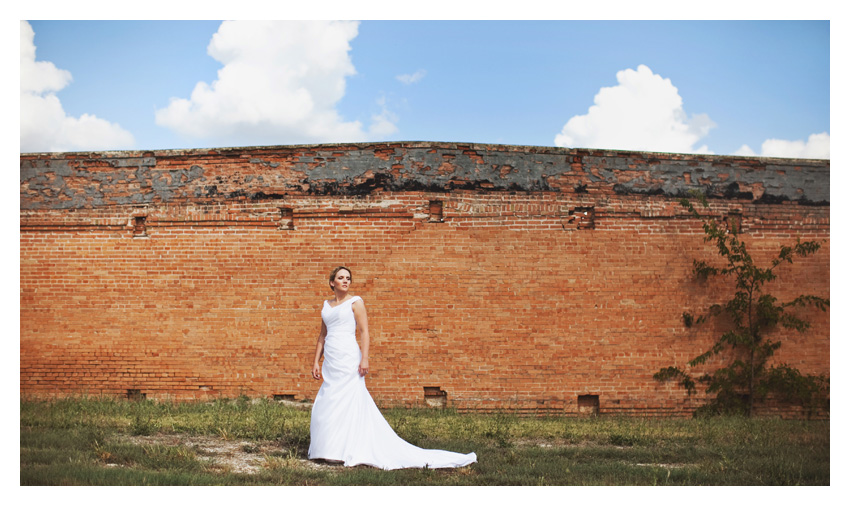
top-left (20, 396), bottom-right (829, 486)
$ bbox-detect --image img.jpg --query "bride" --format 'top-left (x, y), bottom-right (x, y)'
top-left (308, 266), bottom-right (477, 470)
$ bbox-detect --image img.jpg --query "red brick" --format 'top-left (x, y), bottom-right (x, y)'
top-left (20, 143), bottom-right (829, 417)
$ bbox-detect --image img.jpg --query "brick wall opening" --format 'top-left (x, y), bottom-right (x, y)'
top-left (578, 394), bottom-right (599, 416)
top-left (567, 207), bottom-right (595, 230)
top-left (279, 207), bottom-right (294, 230)
top-left (724, 212), bottom-right (744, 233)
top-left (274, 394), bottom-right (296, 401)
top-left (424, 386), bottom-right (447, 408)
top-left (127, 389), bottom-right (146, 401)
top-left (428, 200), bottom-right (444, 222)
top-left (132, 216), bottom-right (147, 237)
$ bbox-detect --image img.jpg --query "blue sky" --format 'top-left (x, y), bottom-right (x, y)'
top-left (20, 16), bottom-right (832, 158)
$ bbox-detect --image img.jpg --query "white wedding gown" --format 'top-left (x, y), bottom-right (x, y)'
top-left (308, 296), bottom-right (477, 470)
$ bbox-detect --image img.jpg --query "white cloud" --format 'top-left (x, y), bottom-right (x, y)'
top-left (554, 64), bottom-right (715, 154)
top-left (396, 69), bottom-right (426, 85)
top-left (732, 144), bottom-right (757, 157)
top-left (368, 96), bottom-right (399, 138)
top-left (155, 21), bottom-right (395, 146)
top-left (734, 132), bottom-right (829, 159)
top-left (20, 21), bottom-right (134, 153)
top-left (556, 64), bottom-right (829, 160)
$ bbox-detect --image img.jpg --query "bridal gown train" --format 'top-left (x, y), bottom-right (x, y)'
top-left (308, 296), bottom-right (477, 470)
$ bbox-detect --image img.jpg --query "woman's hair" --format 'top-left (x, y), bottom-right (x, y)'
top-left (328, 266), bottom-right (352, 292)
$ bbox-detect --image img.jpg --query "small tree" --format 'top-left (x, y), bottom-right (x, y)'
top-left (655, 192), bottom-right (829, 417)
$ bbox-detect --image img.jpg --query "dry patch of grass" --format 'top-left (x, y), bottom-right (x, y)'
top-left (115, 433), bottom-right (346, 475)
top-left (21, 397), bottom-right (830, 486)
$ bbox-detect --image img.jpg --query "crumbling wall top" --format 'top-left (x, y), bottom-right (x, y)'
top-left (20, 142), bottom-right (830, 210)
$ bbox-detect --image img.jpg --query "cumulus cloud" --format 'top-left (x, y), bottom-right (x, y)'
top-left (555, 64), bottom-right (829, 160)
top-left (734, 132), bottom-right (829, 159)
top-left (20, 21), bottom-right (134, 153)
top-left (155, 21), bottom-right (395, 145)
top-left (396, 69), bottom-right (426, 85)
top-left (555, 65), bottom-right (715, 154)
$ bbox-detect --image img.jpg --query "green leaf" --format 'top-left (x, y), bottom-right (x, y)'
top-left (654, 367), bottom-right (697, 395)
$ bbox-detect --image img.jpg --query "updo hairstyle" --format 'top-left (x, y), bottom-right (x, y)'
top-left (328, 266), bottom-right (352, 292)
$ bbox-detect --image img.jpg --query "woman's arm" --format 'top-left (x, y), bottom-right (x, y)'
top-left (352, 298), bottom-right (370, 376)
top-left (312, 320), bottom-right (327, 380)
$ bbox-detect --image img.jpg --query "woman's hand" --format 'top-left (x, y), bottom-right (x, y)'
top-left (312, 362), bottom-right (322, 380)
top-left (358, 357), bottom-right (369, 377)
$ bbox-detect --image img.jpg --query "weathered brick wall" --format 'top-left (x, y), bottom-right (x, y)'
top-left (20, 142), bottom-right (830, 416)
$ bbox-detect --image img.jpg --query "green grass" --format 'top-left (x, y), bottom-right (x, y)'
top-left (20, 396), bottom-right (829, 486)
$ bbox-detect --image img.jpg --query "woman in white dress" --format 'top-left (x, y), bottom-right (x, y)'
top-left (308, 266), bottom-right (477, 470)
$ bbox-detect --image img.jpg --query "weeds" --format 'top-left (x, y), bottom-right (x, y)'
top-left (20, 397), bottom-right (829, 486)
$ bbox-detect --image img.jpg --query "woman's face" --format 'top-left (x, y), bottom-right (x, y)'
top-left (332, 269), bottom-right (351, 292)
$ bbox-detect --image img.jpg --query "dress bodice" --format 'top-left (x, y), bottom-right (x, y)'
top-left (322, 296), bottom-right (361, 338)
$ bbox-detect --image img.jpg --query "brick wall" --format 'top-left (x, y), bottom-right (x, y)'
top-left (20, 142), bottom-right (830, 416)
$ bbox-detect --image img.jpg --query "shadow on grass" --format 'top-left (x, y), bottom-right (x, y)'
top-left (20, 397), bottom-right (829, 486)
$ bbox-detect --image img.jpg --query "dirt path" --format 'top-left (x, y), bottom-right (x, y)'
top-left (118, 433), bottom-right (338, 474)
